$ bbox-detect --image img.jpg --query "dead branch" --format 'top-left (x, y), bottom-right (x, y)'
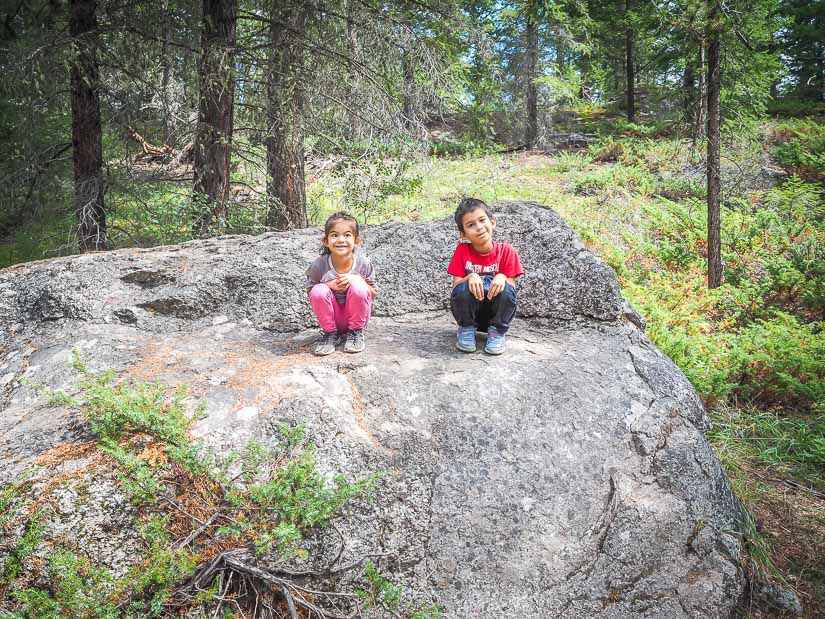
top-left (126, 126), bottom-right (174, 159)
top-left (172, 549), bottom-right (365, 619)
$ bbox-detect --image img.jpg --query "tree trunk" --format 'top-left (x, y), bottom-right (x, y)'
top-left (266, 1), bottom-right (307, 230)
top-left (557, 39), bottom-right (566, 73)
top-left (706, 6), bottom-right (722, 289)
top-left (161, 0), bottom-right (173, 144)
top-left (768, 38), bottom-right (779, 102)
top-left (694, 43), bottom-right (706, 141)
top-left (402, 46), bottom-right (415, 126)
top-left (683, 61), bottom-right (695, 122)
top-left (346, 0), bottom-right (361, 139)
top-left (70, 0), bottom-right (106, 252)
top-left (625, 0), bottom-right (635, 123)
top-left (192, 0), bottom-right (236, 238)
top-left (579, 53), bottom-right (590, 100)
top-left (524, 3), bottom-right (539, 148)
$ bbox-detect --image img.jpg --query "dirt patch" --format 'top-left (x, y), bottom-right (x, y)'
top-left (742, 465), bottom-right (825, 618)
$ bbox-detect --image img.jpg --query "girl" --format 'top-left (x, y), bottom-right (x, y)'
top-left (305, 212), bottom-right (377, 355)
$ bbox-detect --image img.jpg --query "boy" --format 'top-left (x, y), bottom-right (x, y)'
top-left (447, 198), bottom-right (523, 354)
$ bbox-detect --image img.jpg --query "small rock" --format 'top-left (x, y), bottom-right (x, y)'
top-left (235, 406), bottom-right (259, 421)
top-left (754, 581), bottom-right (803, 615)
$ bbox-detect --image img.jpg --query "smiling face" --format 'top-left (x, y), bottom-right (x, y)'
top-left (323, 218), bottom-right (360, 260)
top-left (459, 207), bottom-right (496, 253)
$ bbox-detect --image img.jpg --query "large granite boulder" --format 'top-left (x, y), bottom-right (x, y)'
top-left (0, 201), bottom-right (745, 617)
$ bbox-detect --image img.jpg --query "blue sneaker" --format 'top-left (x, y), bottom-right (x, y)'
top-left (456, 326), bottom-right (477, 352)
top-left (484, 327), bottom-right (506, 355)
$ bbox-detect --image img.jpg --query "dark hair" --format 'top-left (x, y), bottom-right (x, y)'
top-left (454, 197), bottom-right (492, 232)
top-left (321, 211), bottom-right (359, 254)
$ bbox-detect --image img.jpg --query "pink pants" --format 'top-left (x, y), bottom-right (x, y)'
top-left (308, 282), bottom-right (372, 334)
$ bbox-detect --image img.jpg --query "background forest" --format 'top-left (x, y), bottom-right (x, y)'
top-left (1, 0), bottom-right (823, 616)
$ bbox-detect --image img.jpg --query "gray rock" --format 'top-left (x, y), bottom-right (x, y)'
top-left (0, 201), bottom-right (746, 617)
top-left (753, 581), bottom-right (804, 616)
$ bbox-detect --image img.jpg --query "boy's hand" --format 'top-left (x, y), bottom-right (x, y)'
top-left (467, 273), bottom-right (484, 301)
top-left (487, 273), bottom-right (507, 299)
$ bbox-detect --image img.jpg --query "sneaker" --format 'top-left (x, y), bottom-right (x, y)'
top-left (456, 326), bottom-right (477, 353)
top-left (314, 331), bottom-right (337, 356)
top-left (484, 327), bottom-right (506, 355)
top-left (344, 329), bottom-right (365, 353)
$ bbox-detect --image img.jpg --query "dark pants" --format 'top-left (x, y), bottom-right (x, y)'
top-left (450, 276), bottom-right (518, 334)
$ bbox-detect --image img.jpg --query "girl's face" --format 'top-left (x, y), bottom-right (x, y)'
top-left (324, 219), bottom-right (360, 258)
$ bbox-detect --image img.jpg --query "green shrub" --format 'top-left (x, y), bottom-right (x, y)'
top-left (613, 120), bottom-right (660, 137)
top-left (723, 177), bottom-right (824, 318)
top-left (722, 313), bottom-right (824, 410)
top-left (573, 164), bottom-right (657, 196)
top-left (13, 550), bottom-right (119, 619)
top-left (771, 119), bottom-right (825, 179)
top-left (0, 509), bottom-right (46, 585)
top-left (429, 137), bottom-right (491, 158)
top-left (356, 560), bottom-right (441, 618)
top-left (338, 156), bottom-right (424, 223)
top-left (654, 177), bottom-right (705, 201)
top-left (768, 99), bottom-right (825, 118)
top-left (547, 151), bottom-right (592, 173)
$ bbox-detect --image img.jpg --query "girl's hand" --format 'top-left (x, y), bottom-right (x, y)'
top-left (487, 273), bottom-right (507, 299)
top-left (326, 279), bottom-right (345, 292)
top-left (467, 273), bottom-right (484, 301)
top-left (336, 273), bottom-right (363, 290)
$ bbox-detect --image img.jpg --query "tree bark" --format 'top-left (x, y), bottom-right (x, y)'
top-left (346, 0), bottom-right (361, 139)
top-left (694, 43), bottom-right (706, 141)
top-left (683, 60), bottom-right (695, 120)
top-left (192, 0), bottom-right (236, 238)
top-left (266, 1), bottom-right (307, 230)
top-left (524, 1), bottom-right (539, 148)
top-left (161, 0), bottom-right (173, 145)
top-left (70, 0), bottom-right (106, 252)
top-left (706, 4), bottom-right (722, 289)
top-left (402, 46), bottom-right (415, 126)
top-left (579, 53), bottom-right (590, 100)
top-left (625, 0), bottom-right (635, 123)
top-left (557, 38), bottom-right (566, 73)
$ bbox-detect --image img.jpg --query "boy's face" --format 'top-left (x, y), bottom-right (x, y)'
top-left (459, 208), bottom-right (496, 252)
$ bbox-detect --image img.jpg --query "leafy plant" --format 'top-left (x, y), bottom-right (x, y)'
top-left (0, 509), bottom-right (46, 585)
top-left (339, 156), bottom-right (423, 223)
top-left (356, 560), bottom-right (441, 618)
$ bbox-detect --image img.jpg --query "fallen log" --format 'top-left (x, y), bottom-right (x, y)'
top-left (126, 126), bottom-right (174, 160)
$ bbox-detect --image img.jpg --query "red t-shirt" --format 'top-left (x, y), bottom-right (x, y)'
top-left (447, 242), bottom-right (524, 279)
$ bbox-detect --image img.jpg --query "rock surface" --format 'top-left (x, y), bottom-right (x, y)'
top-left (0, 201), bottom-right (745, 617)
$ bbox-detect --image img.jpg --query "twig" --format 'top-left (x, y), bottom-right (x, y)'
top-left (282, 585), bottom-right (299, 619)
top-left (745, 467), bottom-right (825, 500)
top-left (175, 508), bottom-right (224, 550)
